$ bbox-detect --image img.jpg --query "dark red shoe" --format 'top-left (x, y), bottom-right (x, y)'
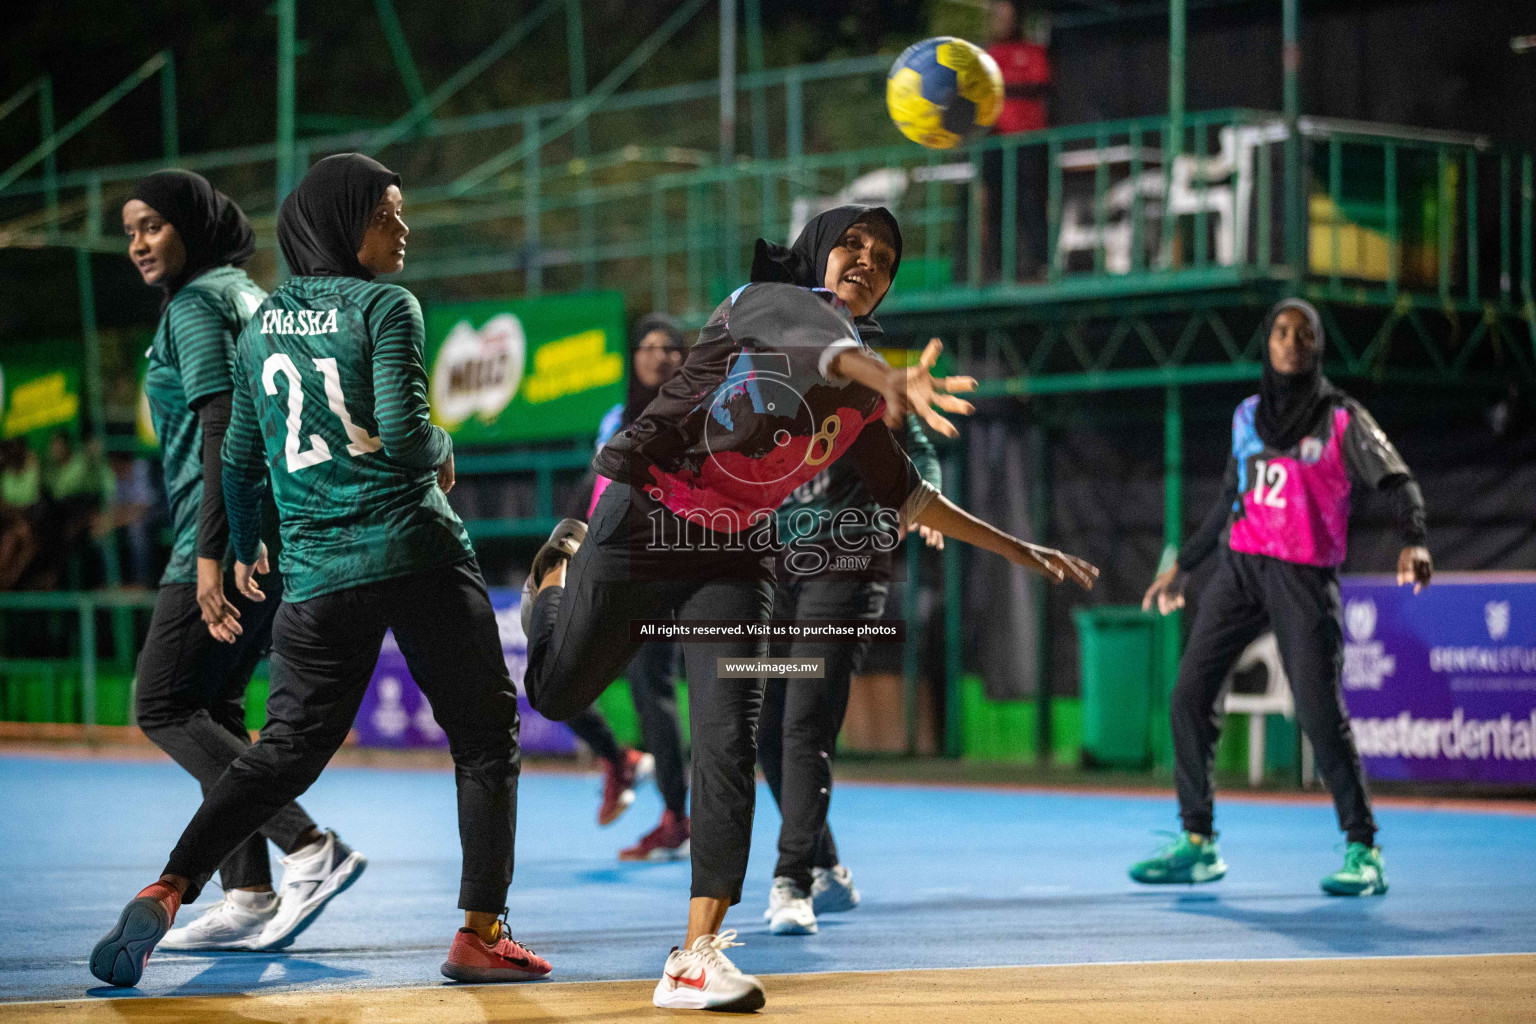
top-left (597, 748), bottom-right (654, 826)
top-left (440, 926), bottom-right (552, 983)
top-left (90, 881), bottom-right (181, 988)
top-left (620, 810), bottom-right (691, 861)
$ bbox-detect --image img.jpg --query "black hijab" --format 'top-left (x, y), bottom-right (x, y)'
top-left (626, 312), bottom-right (686, 424)
top-left (1256, 297), bottom-right (1337, 451)
top-left (277, 153), bottom-right (400, 279)
top-left (749, 205), bottom-right (903, 340)
top-left (128, 170), bottom-right (255, 306)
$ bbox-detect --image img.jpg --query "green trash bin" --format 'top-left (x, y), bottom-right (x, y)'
top-left (1072, 605), bottom-right (1161, 769)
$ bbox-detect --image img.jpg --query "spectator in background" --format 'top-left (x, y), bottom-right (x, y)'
top-left (42, 429), bottom-right (115, 587)
top-left (985, 0), bottom-right (1052, 280)
top-left (0, 439), bottom-right (42, 590)
top-left (104, 451), bottom-right (156, 587)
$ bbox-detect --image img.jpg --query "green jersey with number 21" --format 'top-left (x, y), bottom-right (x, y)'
top-left (222, 276), bottom-right (471, 603)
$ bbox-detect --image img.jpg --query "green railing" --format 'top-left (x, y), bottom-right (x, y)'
top-left (388, 109), bottom-right (1532, 325)
top-left (7, 50), bottom-right (1528, 326)
top-left (0, 590), bottom-right (158, 728)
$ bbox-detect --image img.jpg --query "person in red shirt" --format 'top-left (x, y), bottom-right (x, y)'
top-left (985, 0), bottom-right (1052, 278)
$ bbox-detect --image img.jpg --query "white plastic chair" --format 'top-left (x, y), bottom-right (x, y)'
top-left (1222, 632), bottom-right (1315, 787)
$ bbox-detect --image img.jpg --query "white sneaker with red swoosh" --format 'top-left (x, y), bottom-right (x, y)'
top-left (652, 930), bottom-right (765, 1012)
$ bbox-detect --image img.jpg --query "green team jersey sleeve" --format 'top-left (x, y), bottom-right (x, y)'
top-left (369, 289), bottom-right (452, 471)
top-left (166, 292), bottom-right (236, 410)
top-left (222, 341), bottom-right (269, 566)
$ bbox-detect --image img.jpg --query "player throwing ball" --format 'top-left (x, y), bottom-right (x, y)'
top-left (1134, 298), bottom-right (1432, 896)
top-left (520, 206), bottom-right (1098, 1011)
top-left (91, 154), bottom-right (548, 988)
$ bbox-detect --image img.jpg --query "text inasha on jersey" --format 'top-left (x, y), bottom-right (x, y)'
top-left (261, 308), bottom-right (339, 336)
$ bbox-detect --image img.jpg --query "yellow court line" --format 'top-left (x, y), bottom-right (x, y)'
top-left (3, 954), bottom-right (1533, 1024)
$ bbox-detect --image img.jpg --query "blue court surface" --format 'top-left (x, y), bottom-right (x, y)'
top-left (1, 753), bottom-right (1533, 1003)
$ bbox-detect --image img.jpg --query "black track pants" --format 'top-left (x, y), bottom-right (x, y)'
top-left (164, 559), bottom-right (522, 912)
top-left (135, 573), bottom-right (318, 891)
top-left (758, 576), bottom-right (887, 890)
top-left (1172, 549), bottom-right (1377, 846)
top-left (524, 484), bottom-right (772, 904)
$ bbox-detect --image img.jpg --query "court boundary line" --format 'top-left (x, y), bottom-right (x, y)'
top-left (7, 950), bottom-right (1533, 1007)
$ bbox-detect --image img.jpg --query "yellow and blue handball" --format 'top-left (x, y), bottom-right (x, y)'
top-left (886, 36), bottom-right (1004, 150)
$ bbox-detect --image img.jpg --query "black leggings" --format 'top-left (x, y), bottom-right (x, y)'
top-left (164, 559), bottom-right (522, 911)
top-left (524, 484), bottom-right (772, 904)
top-left (758, 576), bottom-right (887, 890)
top-left (1172, 549), bottom-right (1377, 846)
top-left (135, 573), bottom-right (318, 891)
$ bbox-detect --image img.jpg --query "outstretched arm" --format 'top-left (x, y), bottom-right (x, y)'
top-left (914, 493), bottom-right (1098, 590)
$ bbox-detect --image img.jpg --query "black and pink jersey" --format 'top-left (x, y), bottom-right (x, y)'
top-left (1196, 393), bottom-right (1418, 569)
top-left (593, 283), bottom-right (937, 535)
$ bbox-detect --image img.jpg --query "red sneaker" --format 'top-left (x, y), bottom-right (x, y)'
top-left (597, 748), bottom-right (654, 826)
top-left (90, 881), bottom-right (182, 988)
top-left (440, 926), bottom-right (552, 983)
top-left (620, 810), bottom-right (691, 861)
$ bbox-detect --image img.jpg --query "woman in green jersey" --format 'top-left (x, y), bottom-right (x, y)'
top-left (124, 170), bottom-right (357, 954)
top-left (94, 156), bottom-right (547, 989)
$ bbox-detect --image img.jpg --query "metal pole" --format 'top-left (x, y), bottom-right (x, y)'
top-left (39, 77), bottom-right (58, 243)
top-left (567, 0), bottom-right (594, 290)
top-left (743, 0), bottom-right (768, 161)
top-left (366, 0), bottom-right (564, 154)
top-left (373, 0), bottom-right (430, 111)
top-left (524, 112), bottom-right (542, 296)
top-left (942, 448), bottom-right (963, 758)
top-left (449, 0), bottom-right (707, 196)
top-left (161, 50), bottom-right (179, 161)
top-left (1030, 422), bottom-right (1053, 765)
top-left (81, 598), bottom-right (98, 731)
top-left (719, 0), bottom-right (737, 166)
top-left (1282, 0), bottom-right (1304, 282)
top-left (1160, 0), bottom-right (1186, 266)
top-left (76, 249), bottom-right (106, 444)
top-left (276, 0), bottom-right (297, 222)
top-left (904, 535), bottom-right (922, 756)
top-left (1157, 384), bottom-right (1184, 769)
top-left (565, 0), bottom-right (590, 158)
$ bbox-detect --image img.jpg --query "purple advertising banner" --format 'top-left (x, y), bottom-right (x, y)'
top-left (352, 587), bottom-right (578, 755)
top-left (1341, 573), bottom-right (1536, 785)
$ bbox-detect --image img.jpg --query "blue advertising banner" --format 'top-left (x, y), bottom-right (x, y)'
top-left (353, 587), bottom-right (578, 755)
top-left (1341, 573), bottom-right (1536, 785)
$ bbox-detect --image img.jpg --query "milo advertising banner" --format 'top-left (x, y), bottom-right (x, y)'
top-left (424, 291), bottom-right (626, 444)
top-left (1341, 573), bottom-right (1536, 785)
top-left (0, 355), bottom-right (82, 442)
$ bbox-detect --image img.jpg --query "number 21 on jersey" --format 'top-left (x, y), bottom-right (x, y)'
top-left (263, 354), bottom-right (382, 473)
top-left (1252, 458), bottom-right (1288, 508)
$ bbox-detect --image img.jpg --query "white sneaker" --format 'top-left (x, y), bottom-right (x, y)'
top-left (256, 830), bottom-right (367, 950)
top-left (160, 894), bottom-right (278, 950)
top-left (652, 931), bottom-right (766, 1012)
top-left (764, 875), bottom-right (817, 935)
top-left (811, 864), bottom-right (861, 915)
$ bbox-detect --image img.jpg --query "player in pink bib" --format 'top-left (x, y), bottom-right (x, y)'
top-left (1135, 298), bottom-right (1433, 897)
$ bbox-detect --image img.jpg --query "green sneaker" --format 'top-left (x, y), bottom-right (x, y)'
top-left (1128, 831), bottom-right (1227, 885)
top-left (1321, 843), bottom-right (1388, 897)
